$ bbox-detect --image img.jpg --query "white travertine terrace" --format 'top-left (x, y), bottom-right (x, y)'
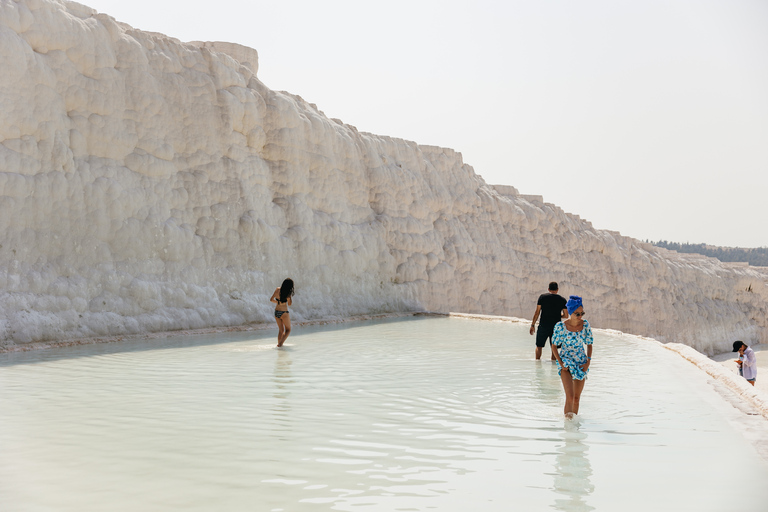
top-left (1, 0), bottom-right (767, 354)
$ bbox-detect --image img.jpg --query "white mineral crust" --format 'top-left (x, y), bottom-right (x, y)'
top-left (1, 0), bottom-right (766, 353)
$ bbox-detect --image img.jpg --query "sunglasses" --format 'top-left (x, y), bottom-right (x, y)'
top-left (574, 311), bottom-right (586, 317)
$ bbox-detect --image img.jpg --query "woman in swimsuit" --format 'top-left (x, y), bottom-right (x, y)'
top-left (270, 278), bottom-right (294, 347)
top-left (551, 295), bottom-right (593, 419)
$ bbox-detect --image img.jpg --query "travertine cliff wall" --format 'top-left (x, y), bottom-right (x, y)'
top-left (1, 0), bottom-right (766, 354)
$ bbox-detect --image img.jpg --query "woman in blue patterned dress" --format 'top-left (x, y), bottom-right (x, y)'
top-left (551, 295), bottom-right (593, 418)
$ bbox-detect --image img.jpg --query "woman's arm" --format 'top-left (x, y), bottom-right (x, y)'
top-left (582, 322), bottom-right (593, 370)
top-left (552, 345), bottom-right (564, 366)
top-left (552, 324), bottom-right (565, 366)
top-left (269, 288), bottom-right (279, 303)
top-left (583, 344), bottom-right (592, 370)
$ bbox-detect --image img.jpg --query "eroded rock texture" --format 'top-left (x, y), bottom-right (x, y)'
top-left (1, 0), bottom-right (766, 353)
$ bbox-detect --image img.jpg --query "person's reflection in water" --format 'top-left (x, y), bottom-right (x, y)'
top-left (271, 348), bottom-right (293, 439)
top-left (552, 422), bottom-right (595, 512)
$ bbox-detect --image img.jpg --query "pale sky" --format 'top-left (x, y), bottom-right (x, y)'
top-left (82, 0), bottom-right (768, 248)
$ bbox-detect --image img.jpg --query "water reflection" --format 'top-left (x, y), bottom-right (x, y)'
top-left (271, 348), bottom-right (293, 434)
top-left (552, 421), bottom-right (594, 512)
top-left (3, 318), bottom-right (767, 511)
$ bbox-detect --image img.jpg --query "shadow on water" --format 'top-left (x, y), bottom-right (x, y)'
top-left (551, 420), bottom-right (595, 512)
top-left (0, 329), bottom-right (275, 367)
top-left (0, 315), bottom-right (433, 368)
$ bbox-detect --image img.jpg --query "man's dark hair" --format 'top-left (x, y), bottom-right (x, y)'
top-left (548, 282), bottom-right (558, 291)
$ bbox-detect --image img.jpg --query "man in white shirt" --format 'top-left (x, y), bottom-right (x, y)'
top-left (733, 341), bottom-right (757, 386)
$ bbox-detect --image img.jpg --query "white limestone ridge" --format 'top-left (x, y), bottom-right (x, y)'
top-left (1, 0), bottom-right (766, 354)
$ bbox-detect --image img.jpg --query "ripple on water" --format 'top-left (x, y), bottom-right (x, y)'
top-left (1, 317), bottom-right (767, 512)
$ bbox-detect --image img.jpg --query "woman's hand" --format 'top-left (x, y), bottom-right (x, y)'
top-left (581, 360), bottom-right (590, 371)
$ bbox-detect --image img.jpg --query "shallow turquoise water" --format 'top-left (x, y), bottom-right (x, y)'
top-left (1, 316), bottom-right (767, 511)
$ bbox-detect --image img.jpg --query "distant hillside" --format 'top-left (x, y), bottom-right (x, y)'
top-left (650, 241), bottom-right (768, 267)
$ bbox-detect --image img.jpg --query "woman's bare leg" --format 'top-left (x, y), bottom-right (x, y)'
top-left (276, 314), bottom-right (291, 347)
top-left (571, 378), bottom-right (586, 415)
top-left (275, 317), bottom-right (285, 346)
top-left (560, 367), bottom-right (587, 416)
top-left (560, 370), bottom-right (575, 416)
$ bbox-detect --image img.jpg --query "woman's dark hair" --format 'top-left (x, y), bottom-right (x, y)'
top-left (279, 278), bottom-right (294, 303)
